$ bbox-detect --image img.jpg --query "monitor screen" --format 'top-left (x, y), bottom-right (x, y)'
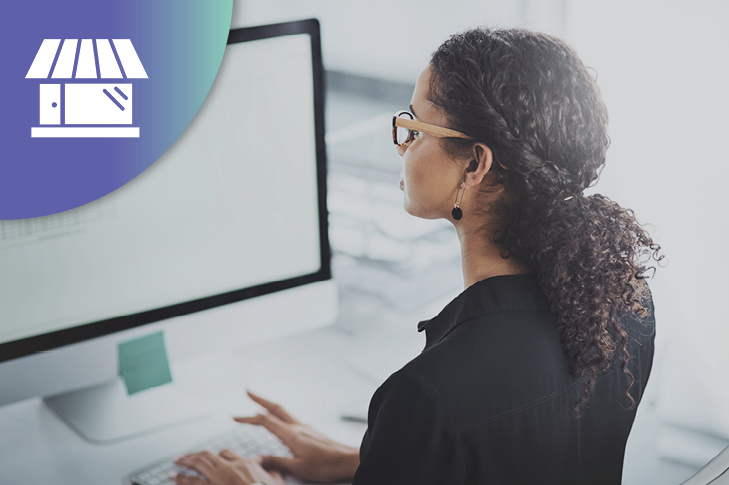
top-left (0, 21), bottom-right (330, 362)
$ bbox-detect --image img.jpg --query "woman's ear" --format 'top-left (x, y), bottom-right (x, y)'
top-left (463, 143), bottom-right (493, 187)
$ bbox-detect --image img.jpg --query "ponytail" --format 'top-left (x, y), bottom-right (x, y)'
top-left (497, 191), bottom-right (660, 415)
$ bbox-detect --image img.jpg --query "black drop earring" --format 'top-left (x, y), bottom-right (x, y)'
top-left (452, 182), bottom-right (465, 220)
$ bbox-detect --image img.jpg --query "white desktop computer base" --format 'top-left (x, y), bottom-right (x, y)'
top-left (44, 378), bottom-right (209, 443)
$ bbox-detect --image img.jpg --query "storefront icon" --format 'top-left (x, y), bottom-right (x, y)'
top-left (26, 39), bottom-right (147, 138)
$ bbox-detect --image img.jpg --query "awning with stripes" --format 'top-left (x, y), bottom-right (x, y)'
top-left (26, 39), bottom-right (148, 79)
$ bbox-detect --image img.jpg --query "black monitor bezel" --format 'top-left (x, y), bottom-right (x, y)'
top-left (0, 19), bottom-right (331, 364)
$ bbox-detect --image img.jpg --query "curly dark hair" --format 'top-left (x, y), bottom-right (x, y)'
top-left (429, 28), bottom-right (663, 416)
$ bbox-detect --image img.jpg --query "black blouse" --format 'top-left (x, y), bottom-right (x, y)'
top-left (352, 274), bottom-right (655, 485)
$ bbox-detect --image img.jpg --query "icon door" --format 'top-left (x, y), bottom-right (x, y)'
top-left (39, 84), bottom-right (61, 125)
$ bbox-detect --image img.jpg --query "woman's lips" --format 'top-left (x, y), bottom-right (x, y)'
top-left (399, 180), bottom-right (404, 190)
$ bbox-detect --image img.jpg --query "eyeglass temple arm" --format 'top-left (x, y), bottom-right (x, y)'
top-left (395, 117), bottom-right (471, 139)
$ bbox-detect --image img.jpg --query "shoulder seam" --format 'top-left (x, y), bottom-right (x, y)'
top-left (458, 378), bottom-right (588, 432)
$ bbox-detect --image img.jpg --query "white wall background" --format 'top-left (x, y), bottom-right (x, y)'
top-left (233, 0), bottom-right (566, 83)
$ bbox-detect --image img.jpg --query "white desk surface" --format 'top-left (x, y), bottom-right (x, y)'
top-left (0, 285), bottom-right (447, 485)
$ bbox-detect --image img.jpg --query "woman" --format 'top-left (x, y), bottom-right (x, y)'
top-left (171, 27), bottom-right (660, 485)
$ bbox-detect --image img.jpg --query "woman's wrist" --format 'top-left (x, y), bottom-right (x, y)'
top-left (331, 444), bottom-right (360, 480)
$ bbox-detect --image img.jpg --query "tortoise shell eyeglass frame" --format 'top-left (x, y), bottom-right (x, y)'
top-left (392, 109), bottom-right (472, 147)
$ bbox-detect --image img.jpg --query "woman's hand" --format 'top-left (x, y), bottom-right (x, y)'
top-left (170, 450), bottom-right (283, 485)
top-left (233, 390), bottom-right (360, 483)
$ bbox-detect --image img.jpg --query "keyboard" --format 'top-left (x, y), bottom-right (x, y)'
top-left (123, 424), bottom-right (293, 485)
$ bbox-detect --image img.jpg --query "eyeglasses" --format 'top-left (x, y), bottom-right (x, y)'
top-left (392, 110), bottom-right (471, 146)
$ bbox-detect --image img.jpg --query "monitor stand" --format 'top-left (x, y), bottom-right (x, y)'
top-left (44, 378), bottom-right (209, 443)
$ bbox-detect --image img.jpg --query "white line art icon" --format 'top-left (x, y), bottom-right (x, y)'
top-left (26, 39), bottom-right (148, 138)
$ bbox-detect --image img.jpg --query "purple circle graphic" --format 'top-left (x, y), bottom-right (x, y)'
top-left (0, 0), bottom-right (233, 219)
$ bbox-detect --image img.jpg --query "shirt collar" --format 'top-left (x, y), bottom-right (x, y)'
top-left (417, 274), bottom-right (549, 350)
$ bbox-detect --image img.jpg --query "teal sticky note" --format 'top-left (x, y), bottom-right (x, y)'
top-left (118, 331), bottom-right (173, 395)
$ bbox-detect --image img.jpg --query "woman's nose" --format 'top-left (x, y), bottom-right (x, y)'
top-left (396, 142), bottom-right (408, 157)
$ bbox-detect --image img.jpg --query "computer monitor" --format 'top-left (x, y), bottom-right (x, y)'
top-left (0, 19), bottom-right (336, 442)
